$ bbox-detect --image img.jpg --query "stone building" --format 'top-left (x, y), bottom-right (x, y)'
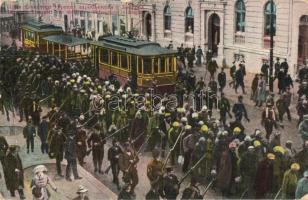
top-left (2, 0), bottom-right (307, 75)
top-left (142, 0), bottom-right (308, 75)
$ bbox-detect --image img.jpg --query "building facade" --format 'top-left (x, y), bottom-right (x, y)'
top-left (2, 0), bottom-right (308, 76)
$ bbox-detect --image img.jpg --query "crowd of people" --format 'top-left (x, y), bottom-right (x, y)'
top-left (0, 43), bottom-right (307, 200)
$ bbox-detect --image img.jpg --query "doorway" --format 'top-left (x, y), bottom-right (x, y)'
top-left (208, 13), bottom-right (220, 56)
top-left (298, 15), bottom-right (308, 65)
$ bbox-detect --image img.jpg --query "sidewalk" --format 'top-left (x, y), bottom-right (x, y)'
top-left (0, 115), bottom-right (116, 200)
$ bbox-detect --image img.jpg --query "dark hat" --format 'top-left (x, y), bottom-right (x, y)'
top-left (9, 145), bottom-right (19, 152)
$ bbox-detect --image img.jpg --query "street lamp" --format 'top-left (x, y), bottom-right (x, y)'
top-left (121, 0), bottom-right (132, 33)
top-left (269, 0), bottom-right (274, 92)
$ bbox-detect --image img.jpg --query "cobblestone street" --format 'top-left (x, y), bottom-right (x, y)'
top-left (0, 62), bottom-right (305, 199)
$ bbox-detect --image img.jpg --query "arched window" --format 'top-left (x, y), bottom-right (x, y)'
top-left (164, 5), bottom-right (171, 31)
top-left (264, 1), bottom-right (276, 36)
top-left (235, 0), bottom-right (245, 32)
top-left (185, 6), bottom-right (194, 33)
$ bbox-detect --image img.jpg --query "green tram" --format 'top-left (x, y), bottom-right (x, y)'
top-left (21, 21), bottom-right (63, 51)
top-left (91, 36), bottom-right (178, 93)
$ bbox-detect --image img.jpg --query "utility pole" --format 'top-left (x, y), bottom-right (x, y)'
top-left (269, 0), bottom-right (274, 92)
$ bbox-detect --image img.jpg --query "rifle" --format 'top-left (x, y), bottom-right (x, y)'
top-left (104, 133), bottom-right (143, 175)
top-left (274, 188), bottom-right (282, 200)
top-left (240, 188), bottom-right (248, 199)
top-left (126, 134), bottom-right (151, 172)
top-left (102, 124), bottom-right (129, 142)
top-left (162, 129), bottom-right (185, 169)
top-left (178, 154), bottom-right (207, 186)
top-left (202, 178), bottom-right (216, 197)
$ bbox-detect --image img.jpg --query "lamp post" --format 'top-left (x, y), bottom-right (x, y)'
top-left (121, 0), bottom-right (132, 33)
top-left (269, 0), bottom-right (274, 92)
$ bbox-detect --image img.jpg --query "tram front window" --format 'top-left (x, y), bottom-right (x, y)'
top-left (153, 58), bottom-right (159, 73)
top-left (120, 54), bottom-right (128, 69)
top-left (143, 57), bottom-right (152, 74)
top-left (100, 48), bottom-right (109, 64)
top-left (160, 57), bottom-right (166, 73)
top-left (111, 51), bottom-right (118, 67)
top-left (168, 57), bottom-right (174, 72)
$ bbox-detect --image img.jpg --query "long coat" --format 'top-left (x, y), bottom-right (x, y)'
top-left (3, 152), bottom-right (24, 191)
top-left (216, 149), bottom-right (236, 191)
top-left (131, 118), bottom-right (147, 149)
top-left (256, 79), bottom-right (267, 102)
top-left (254, 159), bottom-right (274, 198)
top-left (49, 132), bottom-right (65, 160)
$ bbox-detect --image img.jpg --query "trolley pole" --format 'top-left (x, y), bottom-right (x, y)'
top-left (269, 0), bottom-right (274, 92)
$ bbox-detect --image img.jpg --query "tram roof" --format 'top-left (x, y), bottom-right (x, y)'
top-left (22, 21), bottom-right (63, 33)
top-left (43, 34), bottom-right (90, 47)
top-left (92, 36), bottom-right (177, 56)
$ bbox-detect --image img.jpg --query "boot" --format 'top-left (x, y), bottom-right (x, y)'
top-left (18, 189), bottom-right (26, 199)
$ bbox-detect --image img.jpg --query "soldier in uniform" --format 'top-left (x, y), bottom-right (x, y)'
top-left (232, 96), bottom-right (250, 123)
top-left (23, 117), bottom-right (36, 153)
top-left (218, 93), bottom-right (232, 125)
top-left (87, 125), bottom-right (105, 173)
top-left (65, 131), bottom-right (82, 181)
top-left (274, 57), bottom-right (281, 78)
top-left (218, 67), bottom-right (226, 93)
top-left (207, 57), bottom-right (219, 80)
top-left (229, 61), bottom-right (236, 88)
top-left (147, 149), bottom-right (164, 197)
top-left (76, 123), bottom-right (87, 166)
top-left (167, 121), bottom-right (181, 165)
top-left (3, 145), bottom-right (25, 199)
top-left (195, 46), bottom-right (203, 66)
top-left (261, 102), bottom-right (278, 139)
top-left (276, 94), bottom-right (288, 122)
top-left (49, 124), bottom-right (66, 177)
top-left (235, 64), bottom-right (246, 94)
top-left (181, 177), bottom-right (202, 199)
top-left (162, 166), bottom-right (179, 200)
top-left (38, 115), bottom-right (49, 154)
top-left (107, 139), bottom-right (122, 190)
top-left (119, 142), bottom-right (139, 196)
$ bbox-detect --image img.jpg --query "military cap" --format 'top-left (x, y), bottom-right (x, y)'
top-left (233, 127), bottom-right (241, 133)
top-left (248, 146), bottom-right (254, 150)
top-left (304, 170), bottom-right (308, 178)
top-left (198, 121), bottom-right (204, 126)
top-left (172, 121), bottom-right (180, 127)
top-left (201, 106), bottom-right (208, 112)
top-left (181, 117), bottom-right (188, 122)
top-left (185, 125), bottom-right (192, 130)
top-left (253, 140), bottom-right (261, 147)
top-left (165, 113), bottom-right (171, 117)
top-left (267, 153), bottom-right (276, 160)
top-left (201, 125), bottom-right (209, 133)
top-left (192, 112), bottom-right (199, 119)
top-left (244, 135), bottom-right (252, 142)
top-left (273, 146), bottom-right (285, 154)
top-left (291, 163), bottom-right (300, 171)
top-left (177, 107), bottom-right (185, 113)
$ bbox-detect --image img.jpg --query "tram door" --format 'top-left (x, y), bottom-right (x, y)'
top-left (92, 46), bottom-right (99, 76)
top-left (131, 55), bottom-right (138, 90)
